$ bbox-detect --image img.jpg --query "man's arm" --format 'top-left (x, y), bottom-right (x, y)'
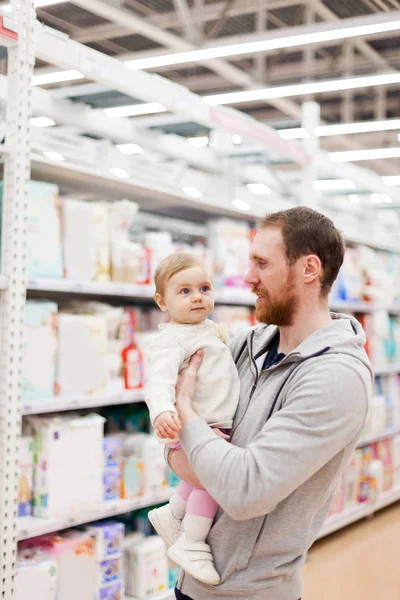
top-left (179, 359), bottom-right (370, 521)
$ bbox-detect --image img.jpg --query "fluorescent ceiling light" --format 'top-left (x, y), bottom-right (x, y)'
top-left (205, 72), bottom-right (400, 106)
top-left (116, 143), bottom-right (143, 155)
top-left (330, 147), bottom-right (400, 162)
top-left (104, 103), bottom-right (166, 118)
top-left (348, 194), bottom-right (360, 204)
top-left (232, 198), bottom-right (251, 211)
top-left (370, 193), bottom-right (392, 204)
top-left (187, 136), bottom-right (209, 148)
top-left (246, 183), bottom-right (271, 194)
top-left (232, 134), bottom-right (242, 145)
top-left (105, 73), bottom-right (400, 121)
top-left (279, 118), bottom-right (400, 140)
top-left (2, 0), bottom-right (66, 9)
top-left (382, 176), bottom-right (400, 186)
top-left (32, 70), bottom-right (84, 86)
top-left (183, 186), bottom-right (203, 199)
top-left (109, 167), bottom-right (130, 179)
top-left (124, 14), bottom-right (400, 71)
top-left (30, 116), bottom-right (55, 128)
top-left (313, 179), bottom-right (356, 190)
top-left (43, 151), bottom-right (64, 161)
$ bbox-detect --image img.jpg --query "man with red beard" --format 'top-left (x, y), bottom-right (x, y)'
top-left (166, 207), bottom-right (372, 600)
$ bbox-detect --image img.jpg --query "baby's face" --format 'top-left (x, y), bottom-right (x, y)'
top-left (162, 266), bottom-right (214, 325)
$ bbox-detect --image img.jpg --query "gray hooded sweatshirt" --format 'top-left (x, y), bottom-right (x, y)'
top-left (178, 313), bottom-right (372, 600)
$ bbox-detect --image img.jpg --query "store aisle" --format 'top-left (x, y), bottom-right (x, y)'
top-left (303, 503), bottom-right (400, 600)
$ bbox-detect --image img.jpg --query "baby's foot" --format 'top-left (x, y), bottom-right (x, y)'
top-left (148, 504), bottom-right (182, 548)
top-left (167, 533), bottom-right (220, 586)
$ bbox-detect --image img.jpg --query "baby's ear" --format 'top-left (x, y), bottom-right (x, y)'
top-left (155, 293), bottom-right (167, 312)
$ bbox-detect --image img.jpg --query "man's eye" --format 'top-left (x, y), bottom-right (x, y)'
top-left (258, 262), bottom-right (266, 269)
top-left (201, 285), bottom-right (210, 292)
top-left (180, 288), bottom-right (190, 294)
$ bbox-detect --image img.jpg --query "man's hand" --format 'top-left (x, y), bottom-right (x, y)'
top-left (175, 350), bottom-right (203, 426)
top-left (154, 411), bottom-right (182, 439)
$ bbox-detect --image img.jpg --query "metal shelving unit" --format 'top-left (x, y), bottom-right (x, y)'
top-left (17, 488), bottom-right (173, 541)
top-left (1, 6), bottom-right (400, 599)
top-left (0, 3), bottom-right (35, 598)
top-left (21, 388), bottom-right (145, 416)
top-left (318, 486), bottom-right (400, 539)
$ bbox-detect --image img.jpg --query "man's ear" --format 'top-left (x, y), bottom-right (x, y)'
top-left (155, 293), bottom-right (168, 312)
top-left (304, 254), bottom-right (322, 284)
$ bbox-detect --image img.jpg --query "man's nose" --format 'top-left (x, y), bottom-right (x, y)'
top-left (244, 268), bottom-right (258, 285)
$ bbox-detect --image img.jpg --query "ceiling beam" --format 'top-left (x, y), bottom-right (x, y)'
top-left (69, 0), bottom-right (304, 121)
top-left (172, 0), bottom-right (201, 42)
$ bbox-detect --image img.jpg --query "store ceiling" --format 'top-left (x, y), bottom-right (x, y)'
top-left (22, 0), bottom-right (400, 175)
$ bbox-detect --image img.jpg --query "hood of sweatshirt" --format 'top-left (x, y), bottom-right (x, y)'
top-left (250, 312), bottom-right (373, 379)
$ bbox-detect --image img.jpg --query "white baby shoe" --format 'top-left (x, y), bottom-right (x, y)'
top-left (167, 533), bottom-right (220, 586)
top-left (148, 504), bottom-right (182, 548)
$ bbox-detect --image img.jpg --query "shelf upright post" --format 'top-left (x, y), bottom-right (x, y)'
top-left (0, 1), bottom-right (35, 597)
top-left (300, 101), bottom-right (320, 210)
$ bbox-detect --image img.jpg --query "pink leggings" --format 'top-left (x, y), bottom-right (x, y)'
top-left (177, 480), bottom-right (218, 518)
top-left (167, 440), bottom-right (219, 519)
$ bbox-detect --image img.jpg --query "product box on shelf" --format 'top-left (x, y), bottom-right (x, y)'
top-left (104, 469), bottom-right (123, 503)
top-left (28, 413), bottom-right (104, 518)
top-left (0, 181), bottom-right (64, 279)
top-left (20, 530), bottom-right (97, 600)
top-left (88, 521), bottom-right (125, 562)
top-left (23, 301), bottom-right (58, 400)
top-left (96, 555), bottom-right (124, 587)
top-left (57, 312), bottom-right (109, 396)
top-left (62, 199), bottom-right (111, 282)
top-left (15, 554), bottom-right (58, 600)
top-left (98, 580), bottom-right (124, 600)
top-left (124, 535), bottom-right (168, 599)
top-left (18, 436), bottom-right (34, 518)
top-left (208, 218), bottom-right (251, 288)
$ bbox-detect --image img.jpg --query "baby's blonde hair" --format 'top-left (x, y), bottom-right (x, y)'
top-left (154, 252), bottom-right (207, 297)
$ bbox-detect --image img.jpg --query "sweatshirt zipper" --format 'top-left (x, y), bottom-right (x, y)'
top-left (232, 331), bottom-right (258, 436)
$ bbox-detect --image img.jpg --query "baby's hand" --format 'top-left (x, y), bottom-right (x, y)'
top-left (154, 411), bottom-right (182, 439)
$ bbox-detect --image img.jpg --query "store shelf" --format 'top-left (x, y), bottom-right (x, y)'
top-left (26, 279), bottom-right (400, 313)
top-left (318, 485), bottom-right (400, 539)
top-left (27, 278), bottom-right (157, 299)
top-left (21, 389), bottom-right (145, 416)
top-left (127, 592), bottom-right (175, 600)
top-left (17, 488), bottom-right (172, 541)
top-left (0, 274), bottom-right (8, 289)
top-left (330, 300), bottom-right (400, 315)
top-left (374, 364), bottom-right (400, 376)
top-left (357, 429), bottom-right (400, 448)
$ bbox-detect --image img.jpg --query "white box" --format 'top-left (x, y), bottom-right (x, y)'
top-left (125, 536), bottom-right (168, 599)
top-left (30, 413), bottom-right (104, 518)
top-left (23, 301), bottom-right (58, 400)
top-left (57, 313), bottom-right (108, 396)
top-left (18, 436), bottom-right (34, 518)
top-left (16, 555), bottom-right (58, 600)
top-left (62, 199), bottom-right (110, 281)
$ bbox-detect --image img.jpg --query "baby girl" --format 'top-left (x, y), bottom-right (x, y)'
top-left (146, 252), bottom-right (240, 586)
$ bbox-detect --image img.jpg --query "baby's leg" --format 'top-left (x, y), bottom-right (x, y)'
top-left (170, 480), bottom-right (193, 520)
top-left (184, 488), bottom-right (219, 542)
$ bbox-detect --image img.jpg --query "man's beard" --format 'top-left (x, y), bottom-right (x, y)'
top-left (252, 272), bottom-right (299, 327)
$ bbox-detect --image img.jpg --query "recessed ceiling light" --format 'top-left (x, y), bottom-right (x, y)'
top-left (246, 183), bottom-right (271, 194)
top-left (330, 147), bottom-right (400, 162)
top-left (43, 151), bottom-right (64, 161)
top-left (30, 117), bottom-right (56, 128)
top-left (348, 194), bottom-right (360, 204)
top-left (232, 198), bottom-right (251, 211)
top-left (109, 167), bottom-right (130, 179)
top-left (32, 70), bottom-right (84, 86)
top-left (232, 134), bottom-right (242, 145)
top-left (116, 143), bottom-right (143, 155)
top-left (313, 179), bottom-right (356, 190)
top-left (187, 136), bottom-right (209, 148)
top-left (182, 186), bottom-right (203, 199)
top-left (104, 103), bottom-right (167, 118)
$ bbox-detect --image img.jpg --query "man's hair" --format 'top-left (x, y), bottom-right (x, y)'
top-left (154, 252), bottom-right (206, 296)
top-left (260, 207), bottom-right (345, 296)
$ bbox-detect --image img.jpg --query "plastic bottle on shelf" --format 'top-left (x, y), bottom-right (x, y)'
top-left (121, 315), bottom-right (144, 390)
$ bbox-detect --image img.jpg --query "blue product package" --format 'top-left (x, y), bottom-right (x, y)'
top-left (103, 437), bottom-right (122, 468)
top-left (89, 521), bottom-right (125, 561)
top-left (99, 580), bottom-right (123, 600)
top-left (98, 557), bottom-right (123, 586)
top-left (103, 470), bottom-right (122, 502)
